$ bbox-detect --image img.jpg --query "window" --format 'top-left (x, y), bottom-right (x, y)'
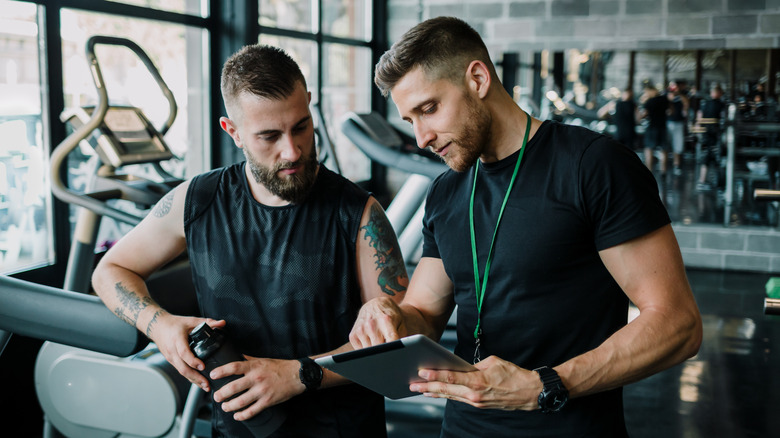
top-left (322, 42), bottom-right (372, 181)
top-left (59, 8), bottom-right (209, 247)
top-left (0, 1), bottom-right (54, 274)
top-left (259, 0), bottom-right (316, 33)
top-left (259, 0), bottom-right (374, 182)
top-left (106, 0), bottom-right (207, 17)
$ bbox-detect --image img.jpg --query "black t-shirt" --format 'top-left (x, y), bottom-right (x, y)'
top-left (185, 164), bottom-right (385, 438)
top-left (422, 120), bottom-right (670, 437)
top-left (613, 99), bottom-right (637, 143)
top-left (700, 97), bottom-right (726, 120)
top-left (668, 96), bottom-right (685, 122)
top-left (643, 95), bottom-right (668, 128)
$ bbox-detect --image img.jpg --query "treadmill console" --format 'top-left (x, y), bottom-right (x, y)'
top-left (62, 105), bottom-right (174, 167)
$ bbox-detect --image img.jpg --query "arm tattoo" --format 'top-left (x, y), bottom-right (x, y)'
top-left (146, 309), bottom-right (167, 338)
top-left (361, 203), bottom-right (409, 296)
top-left (112, 281), bottom-right (154, 329)
top-left (152, 190), bottom-right (175, 218)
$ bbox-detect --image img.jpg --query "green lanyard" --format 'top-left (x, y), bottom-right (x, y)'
top-left (469, 113), bottom-right (531, 363)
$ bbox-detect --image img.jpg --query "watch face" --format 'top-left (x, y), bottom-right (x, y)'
top-left (303, 364), bottom-right (322, 382)
top-left (539, 387), bottom-right (568, 413)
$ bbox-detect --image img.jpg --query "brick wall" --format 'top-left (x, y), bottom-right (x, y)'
top-left (674, 224), bottom-right (780, 273)
top-left (386, 0), bottom-right (780, 52)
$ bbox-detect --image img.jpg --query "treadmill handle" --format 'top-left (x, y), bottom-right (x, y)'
top-left (0, 275), bottom-right (148, 357)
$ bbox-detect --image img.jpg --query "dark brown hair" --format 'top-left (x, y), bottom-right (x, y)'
top-left (220, 45), bottom-right (307, 113)
top-left (374, 16), bottom-right (496, 97)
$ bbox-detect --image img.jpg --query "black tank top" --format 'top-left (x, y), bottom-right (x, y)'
top-left (184, 163), bottom-right (385, 438)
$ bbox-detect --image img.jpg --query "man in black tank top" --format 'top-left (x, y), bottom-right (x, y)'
top-left (93, 45), bottom-right (406, 437)
top-left (350, 16), bottom-right (702, 438)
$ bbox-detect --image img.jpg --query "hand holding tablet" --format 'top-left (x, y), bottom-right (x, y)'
top-left (315, 334), bottom-right (476, 399)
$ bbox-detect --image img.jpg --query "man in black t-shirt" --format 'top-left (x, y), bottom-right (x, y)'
top-left (641, 84), bottom-right (670, 175)
top-left (613, 88), bottom-right (639, 149)
top-left (93, 45), bottom-right (406, 437)
top-left (350, 16), bottom-right (702, 438)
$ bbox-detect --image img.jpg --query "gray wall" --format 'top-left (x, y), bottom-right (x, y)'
top-left (387, 0), bottom-right (780, 53)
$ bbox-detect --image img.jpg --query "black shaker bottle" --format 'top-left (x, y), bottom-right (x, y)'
top-left (189, 322), bottom-right (286, 437)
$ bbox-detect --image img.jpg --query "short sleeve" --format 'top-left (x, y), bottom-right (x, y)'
top-left (579, 137), bottom-right (670, 251)
top-left (421, 181), bottom-right (441, 259)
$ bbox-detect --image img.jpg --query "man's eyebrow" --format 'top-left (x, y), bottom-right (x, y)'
top-left (293, 115), bottom-right (311, 128)
top-left (402, 99), bottom-right (435, 122)
top-left (255, 115), bottom-right (311, 136)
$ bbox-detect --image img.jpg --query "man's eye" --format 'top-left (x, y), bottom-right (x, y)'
top-left (423, 105), bottom-right (436, 115)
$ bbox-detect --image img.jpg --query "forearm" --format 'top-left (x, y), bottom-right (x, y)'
top-left (92, 263), bottom-right (169, 338)
top-left (399, 302), bottom-right (449, 341)
top-left (556, 305), bottom-right (702, 399)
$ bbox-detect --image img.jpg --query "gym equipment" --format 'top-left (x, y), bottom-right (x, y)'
top-left (756, 194), bottom-right (780, 316)
top-left (0, 35), bottom-right (209, 438)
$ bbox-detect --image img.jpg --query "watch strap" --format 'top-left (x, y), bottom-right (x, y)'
top-left (534, 366), bottom-right (563, 387)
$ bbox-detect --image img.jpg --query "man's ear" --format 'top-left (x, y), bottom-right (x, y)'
top-left (466, 60), bottom-right (491, 99)
top-left (220, 117), bottom-right (242, 148)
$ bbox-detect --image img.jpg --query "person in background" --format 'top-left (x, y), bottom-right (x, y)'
top-left (350, 16), bottom-right (702, 438)
top-left (598, 87), bottom-right (639, 150)
top-left (695, 85), bottom-right (727, 191)
top-left (641, 83), bottom-right (670, 177)
top-left (666, 81), bottom-right (689, 176)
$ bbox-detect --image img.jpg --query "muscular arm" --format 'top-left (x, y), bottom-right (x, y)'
top-left (92, 181), bottom-right (219, 389)
top-left (556, 224), bottom-right (703, 398)
top-left (315, 196), bottom-right (411, 388)
top-left (356, 197), bottom-right (409, 301)
top-left (92, 184), bottom-right (187, 335)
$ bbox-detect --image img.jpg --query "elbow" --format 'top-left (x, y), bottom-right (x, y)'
top-left (681, 309), bottom-right (703, 360)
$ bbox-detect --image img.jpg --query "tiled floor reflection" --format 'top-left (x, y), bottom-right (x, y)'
top-left (625, 269), bottom-right (780, 438)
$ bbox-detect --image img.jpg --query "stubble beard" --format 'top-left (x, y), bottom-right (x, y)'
top-left (244, 138), bottom-right (319, 204)
top-left (439, 95), bottom-right (492, 173)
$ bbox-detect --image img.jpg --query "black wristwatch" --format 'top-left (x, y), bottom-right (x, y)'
top-left (534, 366), bottom-right (568, 413)
top-left (298, 357), bottom-right (323, 392)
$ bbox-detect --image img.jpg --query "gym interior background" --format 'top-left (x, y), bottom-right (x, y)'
top-left (1, 0), bottom-right (780, 436)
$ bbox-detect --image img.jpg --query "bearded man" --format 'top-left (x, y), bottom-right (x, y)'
top-left (93, 44), bottom-right (406, 438)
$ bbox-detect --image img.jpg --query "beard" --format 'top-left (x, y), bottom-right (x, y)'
top-left (244, 139), bottom-right (319, 204)
top-left (438, 93), bottom-right (492, 172)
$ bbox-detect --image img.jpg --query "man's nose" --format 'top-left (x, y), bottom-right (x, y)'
top-left (280, 135), bottom-right (302, 162)
top-left (414, 122), bottom-right (436, 150)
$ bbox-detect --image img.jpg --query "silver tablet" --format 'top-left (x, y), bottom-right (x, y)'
top-left (315, 334), bottom-right (476, 399)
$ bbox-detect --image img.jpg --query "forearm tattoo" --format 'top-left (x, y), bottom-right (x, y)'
top-left (152, 190), bottom-right (175, 218)
top-left (146, 309), bottom-right (166, 338)
top-left (112, 281), bottom-right (156, 331)
top-left (361, 203), bottom-right (409, 296)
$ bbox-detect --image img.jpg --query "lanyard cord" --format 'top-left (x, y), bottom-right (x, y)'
top-left (469, 113), bottom-right (531, 341)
